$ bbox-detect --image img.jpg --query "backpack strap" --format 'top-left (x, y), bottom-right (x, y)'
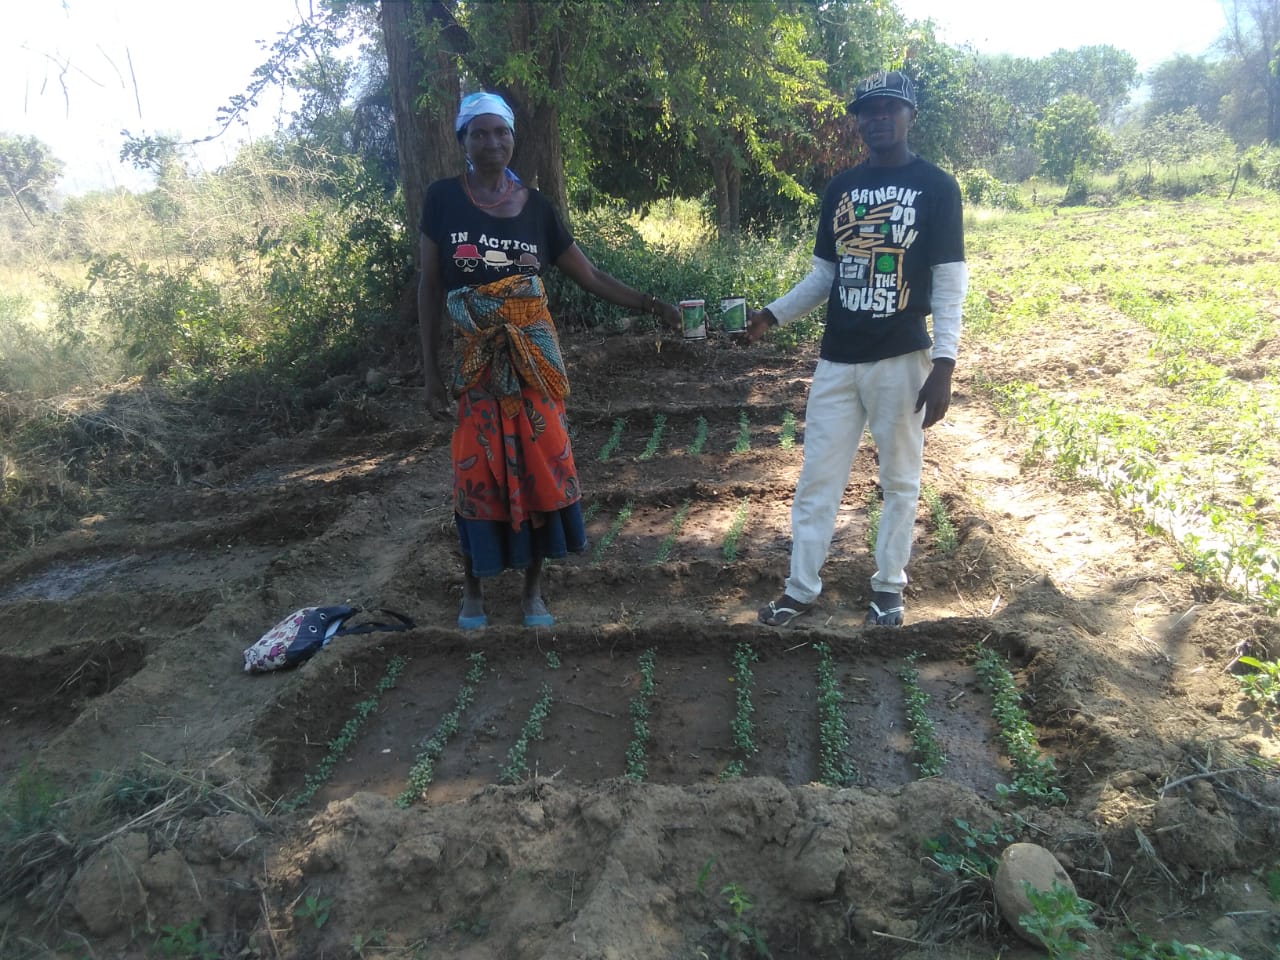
top-left (332, 608), bottom-right (416, 637)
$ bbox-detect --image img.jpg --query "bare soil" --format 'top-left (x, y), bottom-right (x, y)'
top-left (2, 331), bottom-right (1278, 959)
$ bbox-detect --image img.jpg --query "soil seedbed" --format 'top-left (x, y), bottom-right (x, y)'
top-left (262, 624), bottom-right (1026, 806)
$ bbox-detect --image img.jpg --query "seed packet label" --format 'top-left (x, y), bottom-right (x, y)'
top-left (720, 298), bottom-right (746, 334)
top-left (680, 299), bottom-right (706, 340)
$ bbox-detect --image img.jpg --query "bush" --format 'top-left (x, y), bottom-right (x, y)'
top-left (550, 200), bottom-right (816, 338)
top-left (957, 169), bottom-right (1025, 210)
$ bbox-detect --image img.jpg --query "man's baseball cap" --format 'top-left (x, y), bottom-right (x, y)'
top-left (847, 70), bottom-right (916, 113)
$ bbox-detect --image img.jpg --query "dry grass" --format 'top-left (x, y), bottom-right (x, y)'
top-left (0, 755), bottom-right (271, 930)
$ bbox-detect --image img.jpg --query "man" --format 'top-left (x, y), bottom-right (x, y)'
top-left (748, 69), bottom-right (968, 628)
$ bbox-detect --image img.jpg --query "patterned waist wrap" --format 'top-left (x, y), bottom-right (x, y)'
top-left (447, 273), bottom-right (569, 416)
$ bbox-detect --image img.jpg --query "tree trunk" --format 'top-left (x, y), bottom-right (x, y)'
top-left (380, 0), bottom-right (462, 244)
top-left (708, 148), bottom-right (741, 240)
top-left (502, 2), bottom-right (570, 224)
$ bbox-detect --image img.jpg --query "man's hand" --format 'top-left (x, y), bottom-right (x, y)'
top-left (746, 307), bottom-right (777, 344)
top-left (915, 360), bottom-right (954, 429)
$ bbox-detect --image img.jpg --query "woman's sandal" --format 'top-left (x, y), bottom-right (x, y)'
top-left (864, 592), bottom-right (904, 627)
top-left (757, 595), bottom-right (812, 627)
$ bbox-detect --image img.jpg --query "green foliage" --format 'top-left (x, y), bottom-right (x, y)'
top-left (974, 645), bottom-right (1067, 805)
top-left (924, 817), bottom-right (1015, 877)
top-left (625, 649), bottom-right (657, 781)
top-left (899, 653), bottom-right (946, 777)
top-left (283, 656), bottom-right (407, 811)
top-left (1018, 881), bottom-right (1097, 958)
top-left (813, 642), bottom-right (857, 787)
top-left (957, 169), bottom-right (1025, 210)
top-left (545, 650), bottom-right (561, 670)
top-left (1236, 656), bottom-right (1280, 713)
top-left (0, 133), bottom-right (64, 216)
top-left (1118, 936), bottom-right (1244, 960)
top-left (397, 653), bottom-right (486, 807)
top-left (721, 500), bottom-right (750, 563)
top-left (1035, 94), bottom-right (1110, 182)
top-left (153, 918), bottom-right (218, 959)
top-left (295, 893), bottom-right (334, 929)
top-left (502, 683), bottom-right (554, 783)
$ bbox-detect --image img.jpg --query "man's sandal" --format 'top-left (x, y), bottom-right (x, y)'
top-left (864, 591), bottom-right (904, 627)
top-left (758, 595), bottom-right (812, 627)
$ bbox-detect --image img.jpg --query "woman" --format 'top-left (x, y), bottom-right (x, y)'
top-left (419, 91), bottom-right (679, 630)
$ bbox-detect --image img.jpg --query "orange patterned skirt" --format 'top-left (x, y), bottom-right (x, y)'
top-left (452, 379), bottom-right (586, 576)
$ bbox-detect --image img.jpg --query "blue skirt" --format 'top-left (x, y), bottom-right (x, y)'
top-left (456, 504), bottom-right (588, 577)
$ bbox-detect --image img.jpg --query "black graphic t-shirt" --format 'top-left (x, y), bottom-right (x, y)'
top-left (420, 177), bottom-right (574, 292)
top-left (813, 157), bottom-right (964, 364)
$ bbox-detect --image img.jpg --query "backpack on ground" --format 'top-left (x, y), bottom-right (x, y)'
top-left (242, 605), bottom-right (415, 673)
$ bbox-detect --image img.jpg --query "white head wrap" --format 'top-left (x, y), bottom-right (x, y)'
top-left (456, 92), bottom-right (515, 135)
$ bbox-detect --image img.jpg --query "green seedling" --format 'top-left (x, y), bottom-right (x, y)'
top-left (502, 683), bottom-right (554, 783)
top-left (866, 487), bottom-right (882, 551)
top-left (689, 415), bottom-right (710, 455)
top-left (284, 656), bottom-right (407, 811)
top-left (721, 499), bottom-right (750, 562)
top-left (1018, 881), bottom-right (1096, 958)
top-left (593, 500), bottom-right (633, 560)
top-left (813, 642), bottom-right (856, 787)
top-left (716, 881), bottom-right (772, 958)
top-left (732, 411), bottom-right (751, 454)
top-left (638, 413), bottom-right (667, 460)
top-left (921, 484), bottom-right (959, 553)
top-left (154, 919), bottom-right (218, 959)
top-left (923, 817), bottom-right (1015, 878)
top-left (974, 644), bottom-right (1067, 805)
top-left (779, 410), bottom-right (797, 450)
top-left (653, 498), bottom-right (691, 564)
top-left (398, 652), bottom-right (486, 807)
top-left (900, 652), bottom-right (946, 777)
top-left (295, 894), bottom-right (334, 929)
top-left (625, 648), bottom-right (657, 780)
top-left (598, 417), bottom-right (626, 461)
top-left (1236, 655), bottom-right (1280, 712)
top-left (723, 642), bottom-right (759, 779)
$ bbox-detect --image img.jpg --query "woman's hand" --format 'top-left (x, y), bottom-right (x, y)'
top-left (654, 300), bottom-right (681, 334)
top-left (424, 373), bottom-right (452, 421)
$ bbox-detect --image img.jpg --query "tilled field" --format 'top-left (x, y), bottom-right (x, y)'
top-left (1, 335), bottom-right (1277, 959)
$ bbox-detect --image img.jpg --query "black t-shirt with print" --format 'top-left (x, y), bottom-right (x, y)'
top-left (813, 156), bottom-right (964, 364)
top-left (420, 177), bottom-right (575, 292)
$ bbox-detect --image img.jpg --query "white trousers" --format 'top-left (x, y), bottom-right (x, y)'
top-left (784, 351), bottom-right (931, 603)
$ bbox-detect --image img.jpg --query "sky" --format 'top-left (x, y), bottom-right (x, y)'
top-left (4, 0), bottom-right (1233, 198)
top-left (4, 0), bottom-right (309, 196)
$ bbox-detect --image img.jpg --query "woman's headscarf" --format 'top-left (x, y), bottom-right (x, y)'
top-left (456, 92), bottom-right (516, 137)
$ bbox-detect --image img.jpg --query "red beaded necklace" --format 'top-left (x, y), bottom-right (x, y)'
top-left (464, 172), bottom-right (513, 210)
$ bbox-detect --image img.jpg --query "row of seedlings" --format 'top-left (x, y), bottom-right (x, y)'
top-left (283, 656), bottom-right (408, 811)
top-left (397, 652), bottom-right (488, 807)
top-left (593, 411), bottom-right (795, 462)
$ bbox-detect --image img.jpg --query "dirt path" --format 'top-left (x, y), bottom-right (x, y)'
top-left (1, 334), bottom-right (1277, 959)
